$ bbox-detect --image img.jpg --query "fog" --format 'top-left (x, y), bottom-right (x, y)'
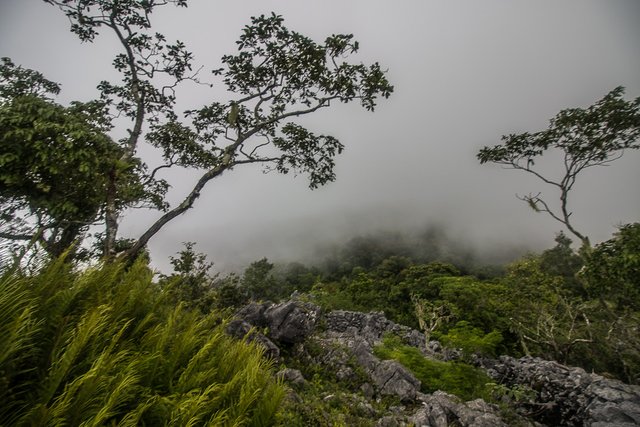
top-left (1, 1), bottom-right (639, 272)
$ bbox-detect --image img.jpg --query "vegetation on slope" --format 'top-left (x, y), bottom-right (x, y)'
top-left (0, 256), bottom-right (284, 426)
top-left (221, 224), bottom-right (640, 385)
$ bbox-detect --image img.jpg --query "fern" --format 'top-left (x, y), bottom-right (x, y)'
top-left (0, 257), bottom-right (285, 426)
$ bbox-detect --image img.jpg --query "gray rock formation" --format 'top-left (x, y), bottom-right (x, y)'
top-left (264, 300), bottom-right (321, 343)
top-left (225, 319), bottom-right (280, 360)
top-left (325, 309), bottom-right (426, 350)
top-left (480, 355), bottom-right (640, 426)
top-left (232, 300), bottom-right (640, 426)
top-left (234, 300), bottom-right (320, 344)
top-left (409, 391), bottom-right (508, 427)
top-left (277, 368), bottom-right (307, 389)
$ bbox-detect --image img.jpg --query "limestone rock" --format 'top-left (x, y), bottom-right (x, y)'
top-left (225, 319), bottom-right (280, 360)
top-left (479, 355), bottom-right (640, 426)
top-left (277, 368), bottom-right (307, 389)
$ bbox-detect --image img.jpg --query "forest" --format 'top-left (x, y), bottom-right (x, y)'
top-left (1, 1), bottom-right (640, 426)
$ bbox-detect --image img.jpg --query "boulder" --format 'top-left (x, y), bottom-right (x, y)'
top-left (263, 300), bottom-right (321, 344)
top-left (411, 391), bottom-right (507, 427)
top-left (277, 368), bottom-right (307, 389)
top-left (234, 300), bottom-right (321, 345)
top-left (372, 360), bottom-right (421, 402)
top-left (225, 319), bottom-right (280, 360)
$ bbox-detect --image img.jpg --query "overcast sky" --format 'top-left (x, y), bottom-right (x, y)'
top-left (1, 1), bottom-right (639, 272)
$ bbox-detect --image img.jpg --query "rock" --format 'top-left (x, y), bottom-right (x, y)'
top-left (585, 377), bottom-right (640, 426)
top-left (324, 309), bottom-right (428, 353)
top-left (413, 391), bottom-right (507, 427)
top-left (235, 301), bottom-right (269, 325)
top-left (225, 319), bottom-right (280, 360)
top-left (313, 334), bottom-right (421, 402)
top-left (479, 355), bottom-right (640, 427)
top-left (231, 299), bottom-right (640, 426)
top-left (372, 360), bottom-right (421, 402)
top-left (234, 300), bottom-right (321, 345)
top-left (263, 300), bottom-right (321, 344)
top-left (376, 415), bottom-right (401, 427)
top-left (357, 401), bottom-right (377, 418)
top-left (361, 382), bottom-right (375, 399)
top-left (277, 368), bottom-right (307, 389)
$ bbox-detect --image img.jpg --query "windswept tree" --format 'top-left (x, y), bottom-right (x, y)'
top-left (478, 87), bottom-right (640, 248)
top-left (1, 0), bottom-right (393, 260)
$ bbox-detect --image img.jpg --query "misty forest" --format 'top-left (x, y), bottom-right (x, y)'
top-left (1, 1), bottom-right (640, 426)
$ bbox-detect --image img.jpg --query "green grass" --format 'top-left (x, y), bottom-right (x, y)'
top-left (374, 335), bottom-right (493, 401)
top-left (0, 257), bottom-right (285, 426)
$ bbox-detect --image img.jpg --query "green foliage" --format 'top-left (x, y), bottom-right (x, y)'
top-left (5, 2), bottom-right (393, 260)
top-left (539, 232), bottom-right (585, 296)
top-left (0, 58), bottom-right (167, 258)
top-left (0, 257), bottom-right (284, 426)
top-left (275, 382), bottom-right (383, 427)
top-left (301, 225), bottom-right (639, 384)
top-left (213, 273), bottom-right (249, 311)
top-left (374, 335), bottom-right (493, 402)
top-left (437, 276), bottom-right (511, 335)
top-left (242, 258), bottom-right (278, 301)
top-left (311, 258), bottom-right (466, 329)
top-left (436, 321), bottom-right (503, 358)
top-left (478, 87), bottom-right (640, 247)
top-left (582, 223), bottom-right (640, 310)
top-left (159, 242), bottom-right (218, 312)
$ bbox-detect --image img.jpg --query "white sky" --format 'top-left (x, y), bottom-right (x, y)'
top-left (1, 1), bottom-right (639, 271)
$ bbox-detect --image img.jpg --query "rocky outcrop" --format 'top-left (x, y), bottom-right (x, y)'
top-left (234, 300), bottom-right (321, 344)
top-left (231, 300), bottom-right (640, 426)
top-left (409, 391), bottom-right (508, 427)
top-left (225, 319), bottom-right (280, 360)
top-left (324, 310), bottom-right (425, 350)
top-left (480, 355), bottom-right (640, 426)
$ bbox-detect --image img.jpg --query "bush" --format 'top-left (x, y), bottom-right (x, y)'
top-left (0, 257), bottom-right (284, 426)
top-left (436, 321), bottom-right (503, 357)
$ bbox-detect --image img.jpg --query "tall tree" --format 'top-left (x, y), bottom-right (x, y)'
top-left (6, 1), bottom-right (393, 260)
top-left (0, 58), bottom-right (165, 258)
top-left (477, 87), bottom-right (640, 248)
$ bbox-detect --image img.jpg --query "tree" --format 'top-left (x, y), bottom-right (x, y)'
top-left (0, 58), bottom-right (165, 259)
top-left (241, 257), bottom-right (277, 301)
top-left (477, 87), bottom-right (640, 248)
top-left (582, 222), bottom-right (640, 310)
top-left (539, 232), bottom-right (585, 297)
top-left (159, 242), bottom-right (217, 310)
top-left (31, 1), bottom-right (392, 260)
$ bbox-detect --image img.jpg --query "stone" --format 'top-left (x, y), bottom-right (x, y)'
top-left (375, 415), bottom-right (401, 427)
top-left (478, 355), bottom-right (640, 427)
top-left (372, 360), bottom-right (421, 402)
top-left (263, 300), bottom-right (321, 344)
top-left (235, 302), bottom-right (269, 326)
top-left (225, 319), bottom-right (280, 360)
top-left (361, 382), bottom-right (375, 399)
top-left (414, 391), bottom-right (507, 427)
top-left (277, 368), bottom-right (307, 389)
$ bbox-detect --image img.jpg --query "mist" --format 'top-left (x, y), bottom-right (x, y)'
top-left (1, 1), bottom-right (639, 272)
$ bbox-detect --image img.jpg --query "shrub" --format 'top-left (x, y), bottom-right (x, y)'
top-left (436, 321), bottom-right (503, 357)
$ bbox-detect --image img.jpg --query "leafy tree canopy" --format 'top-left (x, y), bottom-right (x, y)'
top-left (0, 58), bottom-right (166, 257)
top-left (478, 87), bottom-right (640, 247)
top-left (2, 2), bottom-right (393, 261)
top-left (5, 1), bottom-right (393, 261)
